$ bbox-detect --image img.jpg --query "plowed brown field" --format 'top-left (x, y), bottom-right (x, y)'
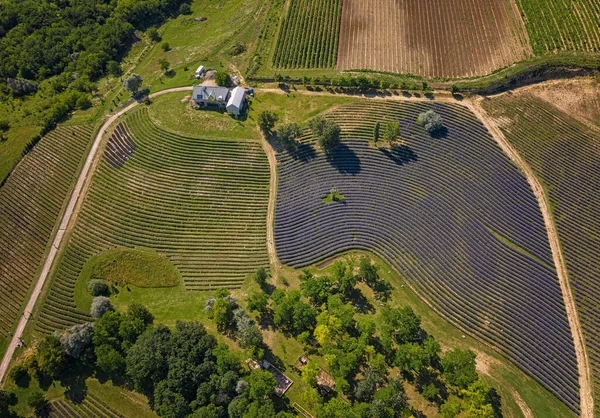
top-left (337, 0), bottom-right (533, 78)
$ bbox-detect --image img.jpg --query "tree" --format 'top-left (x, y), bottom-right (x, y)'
top-left (0, 120), bottom-right (10, 132)
top-left (154, 380), bottom-right (191, 418)
top-left (258, 111), bottom-right (279, 134)
top-left (441, 348), bottom-right (478, 389)
top-left (9, 363), bottom-right (29, 386)
top-left (417, 110), bottom-right (444, 134)
top-left (302, 360), bottom-right (321, 387)
top-left (384, 122), bottom-right (401, 143)
top-left (440, 396), bottom-right (463, 418)
top-left (354, 368), bottom-right (382, 402)
top-left (88, 279), bottom-right (108, 296)
top-left (179, 3), bottom-right (192, 15)
top-left (421, 383), bottom-right (440, 403)
top-left (318, 398), bottom-right (356, 418)
top-left (253, 266), bottom-right (269, 287)
top-left (126, 325), bottom-right (172, 394)
top-left (239, 324), bottom-right (263, 352)
top-left (358, 257), bottom-right (379, 286)
top-left (159, 58), bottom-right (170, 73)
top-left (212, 297), bottom-right (234, 332)
top-left (214, 70), bottom-right (231, 87)
top-left (147, 27), bottom-right (161, 42)
top-left (60, 322), bottom-right (93, 359)
top-left (161, 42), bottom-right (171, 51)
top-left (27, 390), bottom-right (49, 417)
top-left (356, 75), bottom-right (370, 91)
top-left (95, 344), bottom-right (125, 376)
top-left (36, 335), bottom-right (66, 377)
top-left (301, 275), bottom-right (332, 305)
top-left (0, 390), bottom-right (17, 417)
top-left (276, 123), bottom-right (303, 144)
top-left (247, 292), bottom-right (269, 316)
top-left (247, 369), bottom-right (276, 400)
top-left (107, 61), bottom-right (122, 77)
top-left (124, 74), bottom-right (143, 94)
top-left (320, 122), bottom-right (341, 153)
top-left (91, 296), bottom-right (114, 318)
top-left (373, 121), bottom-right (380, 143)
top-left (92, 310), bottom-right (122, 348)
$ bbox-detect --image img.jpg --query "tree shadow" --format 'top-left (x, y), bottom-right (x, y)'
top-left (36, 371), bottom-right (54, 391)
top-left (430, 126), bottom-right (449, 139)
top-left (287, 142), bottom-right (316, 163)
top-left (490, 388), bottom-right (503, 418)
top-left (13, 371), bottom-right (31, 388)
top-left (326, 143), bottom-right (361, 174)
top-left (380, 145), bottom-right (418, 166)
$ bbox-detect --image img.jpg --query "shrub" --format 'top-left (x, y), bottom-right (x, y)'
top-left (161, 42), bottom-right (171, 52)
top-left (214, 70), bottom-right (231, 87)
top-left (373, 122), bottom-right (380, 143)
top-left (159, 58), bottom-right (170, 73)
top-left (277, 123), bottom-right (303, 144)
top-left (309, 116), bottom-right (341, 153)
top-left (60, 323), bottom-right (94, 359)
top-left (417, 110), bottom-right (444, 134)
top-left (147, 27), bottom-right (161, 42)
top-left (91, 296), bottom-right (114, 318)
top-left (88, 279), bottom-right (109, 296)
top-left (124, 74), bottom-right (143, 94)
top-left (231, 42), bottom-right (246, 56)
top-left (107, 60), bottom-right (122, 77)
top-left (76, 95), bottom-right (92, 110)
top-left (258, 111), bottom-right (279, 133)
top-left (0, 120), bottom-right (9, 132)
top-left (9, 363), bottom-right (29, 386)
top-left (179, 3), bottom-right (192, 15)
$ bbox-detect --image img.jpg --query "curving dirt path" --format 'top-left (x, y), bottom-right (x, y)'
top-left (468, 97), bottom-right (594, 418)
top-left (0, 86), bottom-right (193, 385)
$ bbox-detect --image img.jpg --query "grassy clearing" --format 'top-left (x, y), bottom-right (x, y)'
top-left (80, 247), bottom-right (181, 288)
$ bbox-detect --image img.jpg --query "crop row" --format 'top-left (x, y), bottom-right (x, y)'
top-left (49, 393), bottom-right (125, 418)
top-left (0, 126), bottom-right (92, 345)
top-left (481, 94), bottom-right (600, 416)
top-left (37, 109), bottom-right (269, 334)
top-left (515, 0), bottom-right (600, 54)
top-left (273, 101), bottom-right (580, 412)
top-left (272, 0), bottom-right (342, 69)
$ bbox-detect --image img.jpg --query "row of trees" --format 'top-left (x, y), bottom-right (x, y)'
top-left (274, 73), bottom-right (431, 92)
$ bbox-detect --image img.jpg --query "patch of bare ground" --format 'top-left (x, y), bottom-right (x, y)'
top-left (337, 0), bottom-right (532, 78)
top-left (511, 77), bottom-right (600, 129)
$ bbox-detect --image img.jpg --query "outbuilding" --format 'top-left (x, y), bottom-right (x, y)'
top-left (226, 86), bottom-right (246, 116)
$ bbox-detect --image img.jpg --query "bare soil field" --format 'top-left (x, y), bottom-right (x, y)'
top-left (337, 0), bottom-right (532, 78)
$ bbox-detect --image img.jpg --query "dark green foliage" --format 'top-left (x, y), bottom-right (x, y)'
top-left (276, 123), bottom-right (303, 144)
top-left (231, 42), bottom-right (247, 56)
top-left (0, 390), bottom-right (18, 417)
top-left (272, 290), bottom-right (316, 335)
top-left (95, 344), bottom-right (126, 376)
top-left (0, 120), bottom-right (9, 132)
top-left (373, 122), bottom-right (380, 143)
top-left (161, 42), bottom-right (171, 52)
top-left (258, 111), bottom-right (279, 134)
top-left (358, 257), bottom-right (379, 286)
top-left (107, 60), bottom-right (122, 77)
top-left (36, 335), bottom-right (66, 377)
top-left (126, 325), bottom-right (173, 394)
top-left (87, 279), bottom-right (108, 296)
top-left (124, 74), bottom-right (143, 94)
top-left (354, 368), bottom-right (382, 402)
top-left (0, 0), bottom-right (188, 82)
top-left (27, 390), bottom-right (49, 417)
top-left (247, 369), bottom-right (277, 400)
top-left (300, 270), bottom-right (332, 305)
top-left (9, 363), bottom-right (29, 386)
top-left (179, 3), bottom-right (192, 15)
top-left (247, 292), bottom-right (269, 316)
top-left (309, 116), bottom-right (341, 153)
top-left (75, 95), bottom-right (92, 110)
top-left (214, 70), bottom-right (231, 87)
top-left (159, 59), bottom-right (170, 73)
top-left (147, 27), bottom-right (161, 42)
top-left (253, 266), bottom-right (269, 287)
top-left (441, 349), bottom-right (478, 389)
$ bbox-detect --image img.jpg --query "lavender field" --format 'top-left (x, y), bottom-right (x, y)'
top-left (274, 101), bottom-right (580, 411)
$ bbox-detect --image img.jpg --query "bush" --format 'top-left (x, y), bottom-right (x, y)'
top-left (60, 323), bottom-right (94, 359)
top-left (91, 296), bottom-right (114, 318)
top-left (179, 3), bottom-right (192, 15)
top-left (124, 74), bottom-right (143, 94)
top-left (417, 110), bottom-right (444, 134)
top-left (277, 123), bottom-right (303, 144)
top-left (230, 42), bottom-right (246, 56)
top-left (257, 111), bottom-right (279, 133)
top-left (88, 279), bottom-right (109, 296)
top-left (309, 116), bottom-right (341, 153)
top-left (0, 120), bottom-right (9, 132)
top-left (76, 95), bottom-right (92, 110)
top-left (9, 363), bottom-right (29, 386)
top-left (161, 42), bottom-right (171, 52)
top-left (107, 61), bottom-right (122, 77)
top-left (214, 70), bottom-right (232, 87)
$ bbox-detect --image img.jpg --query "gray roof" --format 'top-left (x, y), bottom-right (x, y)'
top-left (192, 85), bottom-right (230, 102)
top-left (226, 86), bottom-right (245, 109)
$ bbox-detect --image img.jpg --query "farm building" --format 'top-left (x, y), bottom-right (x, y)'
top-left (226, 86), bottom-right (246, 116)
top-left (192, 86), bottom-right (230, 109)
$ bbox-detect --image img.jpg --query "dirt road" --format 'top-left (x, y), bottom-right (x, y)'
top-left (0, 86), bottom-right (193, 384)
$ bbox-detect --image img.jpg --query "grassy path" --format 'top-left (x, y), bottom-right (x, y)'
top-left (0, 86), bottom-right (193, 385)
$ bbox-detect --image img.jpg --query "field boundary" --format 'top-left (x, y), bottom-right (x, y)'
top-left (468, 97), bottom-right (594, 417)
top-left (0, 86), bottom-right (193, 384)
top-left (260, 131), bottom-right (282, 276)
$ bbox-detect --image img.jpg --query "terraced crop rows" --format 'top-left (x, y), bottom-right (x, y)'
top-left (337, 0), bottom-right (532, 78)
top-left (48, 393), bottom-right (125, 418)
top-left (272, 0), bottom-right (342, 69)
top-left (37, 109), bottom-right (269, 334)
top-left (273, 101), bottom-right (579, 411)
top-left (481, 94), bottom-right (600, 416)
top-left (515, 0), bottom-right (600, 54)
top-left (0, 126), bottom-right (92, 347)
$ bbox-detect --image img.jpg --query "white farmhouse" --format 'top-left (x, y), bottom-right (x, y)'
top-left (226, 87), bottom-right (246, 116)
